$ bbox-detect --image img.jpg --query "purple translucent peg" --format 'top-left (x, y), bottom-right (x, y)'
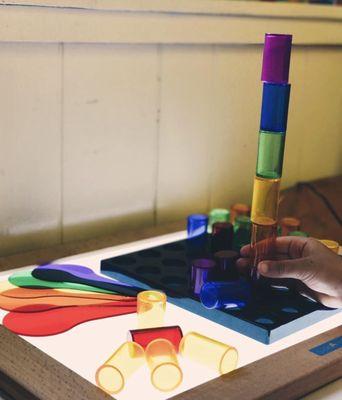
top-left (261, 33), bottom-right (292, 84)
top-left (191, 259), bottom-right (216, 295)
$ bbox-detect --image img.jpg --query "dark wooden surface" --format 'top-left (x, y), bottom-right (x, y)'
top-left (0, 217), bottom-right (341, 399)
top-left (279, 175), bottom-right (342, 242)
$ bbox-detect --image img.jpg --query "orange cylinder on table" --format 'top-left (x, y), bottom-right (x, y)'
top-left (145, 338), bottom-right (183, 392)
top-left (137, 290), bottom-right (167, 329)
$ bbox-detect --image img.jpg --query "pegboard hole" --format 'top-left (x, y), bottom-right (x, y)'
top-left (163, 243), bottom-right (184, 251)
top-left (254, 317), bottom-right (274, 325)
top-left (138, 249), bottom-right (161, 258)
top-left (162, 258), bottom-right (186, 268)
top-left (136, 266), bottom-right (161, 275)
top-left (161, 276), bottom-right (187, 286)
top-left (281, 307), bottom-right (299, 314)
top-left (114, 256), bottom-right (136, 266)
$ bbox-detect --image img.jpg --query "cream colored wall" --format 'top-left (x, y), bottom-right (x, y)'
top-left (0, 1), bottom-right (341, 256)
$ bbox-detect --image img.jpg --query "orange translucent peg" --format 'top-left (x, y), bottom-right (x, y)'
top-left (319, 239), bottom-right (339, 254)
top-left (280, 217), bottom-right (300, 236)
top-left (145, 338), bottom-right (183, 392)
top-left (179, 332), bottom-right (238, 375)
top-left (137, 290), bottom-right (167, 329)
top-left (95, 342), bottom-right (145, 394)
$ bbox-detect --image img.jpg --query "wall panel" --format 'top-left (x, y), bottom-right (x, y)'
top-left (210, 45), bottom-right (260, 209)
top-left (62, 44), bottom-right (159, 242)
top-left (0, 44), bottom-right (62, 256)
top-left (156, 46), bottom-right (214, 224)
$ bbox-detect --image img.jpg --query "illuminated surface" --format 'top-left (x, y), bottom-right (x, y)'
top-left (146, 339), bottom-right (183, 392)
top-left (96, 341), bottom-right (145, 394)
top-left (137, 290), bottom-right (167, 329)
top-left (0, 231), bottom-right (341, 400)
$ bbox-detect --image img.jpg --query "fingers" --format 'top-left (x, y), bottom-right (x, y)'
top-left (258, 257), bottom-right (317, 283)
top-left (240, 236), bottom-right (309, 259)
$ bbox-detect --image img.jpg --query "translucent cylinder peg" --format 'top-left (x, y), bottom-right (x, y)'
top-left (128, 325), bottom-right (183, 351)
top-left (191, 259), bottom-right (216, 295)
top-left (233, 215), bottom-right (252, 251)
top-left (251, 176), bottom-right (280, 224)
top-left (288, 230), bottom-right (308, 237)
top-left (200, 281), bottom-right (251, 310)
top-left (280, 217), bottom-right (301, 236)
top-left (187, 214), bottom-right (208, 238)
top-left (250, 218), bottom-right (278, 281)
top-left (208, 208), bottom-right (230, 233)
top-left (256, 130), bottom-right (285, 179)
top-left (319, 239), bottom-right (339, 254)
top-left (230, 203), bottom-right (250, 224)
top-left (180, 332), bottom-right (238, 375)
top-left (145, 338), bottom-right (183, 392)
top-left (137, 291), bottom-right (167, 329)
top-left (211, 222), bottom-right (234, 253)
top-left (95, 342), bottom-right (145, 394)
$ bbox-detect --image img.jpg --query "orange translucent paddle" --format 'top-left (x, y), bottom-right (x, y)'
top-left (0, 294), bottom-right (137, 313)
top-left (3, 304), bottom-right (137, 336)
top-left (1, 286), bottom-right (135, 302)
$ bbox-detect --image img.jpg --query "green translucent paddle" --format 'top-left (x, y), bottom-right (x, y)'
top-left (9, 270), bottom-right (116, 294)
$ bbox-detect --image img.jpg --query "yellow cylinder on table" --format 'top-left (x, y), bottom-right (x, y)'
top-left (137, 290), bottom-right (167, 328)
top-left (319, 239), bottom-right (339, 254)
top-left (145, 338), bottom-right (183, 392)
top-left (95, 341), bottom-right (145, 394)
top-left (179, 332), bottom-right (238, 375)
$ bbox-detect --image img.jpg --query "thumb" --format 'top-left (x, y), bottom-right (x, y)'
top-left (258, 257), bottom-right (316, 283)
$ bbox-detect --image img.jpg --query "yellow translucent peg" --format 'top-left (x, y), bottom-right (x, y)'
top-left (251, 176), bottom-right (280, 224)
top-left (95, 342), bottom-right (145, 394)
top-left (145, 338), bottom-right (183, 392)
top-left (137, 290), bottom-right (167, 329)
top-left (179, 332), bottom-right (238, 375)
top-left (319, 239), bottom-right (339, 254)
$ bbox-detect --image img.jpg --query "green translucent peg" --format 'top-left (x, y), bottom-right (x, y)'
top-left (9, 270), bottom-right (116, 294)
top-left (208, 208), bottom-right (230, 233)
top-left (233, 215), bottom-right (252, 251)
top-left (256, 130), bottom-right (285, 179)
top-left (288, 230), bottom-right (309, 237)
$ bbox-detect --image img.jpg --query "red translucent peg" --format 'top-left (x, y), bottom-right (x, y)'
top-left (128, 325), bottom-right (183, 352)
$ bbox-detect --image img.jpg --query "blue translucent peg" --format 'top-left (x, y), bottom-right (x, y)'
top-left (200, 280), bottom-right (251, 310)
top-left (260, 83), bottom-right (291, 132)
top-left (187, 214), bottom-right (208, 238)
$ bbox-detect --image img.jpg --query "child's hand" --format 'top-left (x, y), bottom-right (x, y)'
top-left (237, 237), bottom-right (342, 308)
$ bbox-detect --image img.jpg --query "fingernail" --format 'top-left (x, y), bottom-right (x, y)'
top-left (258, 262), bottom-right (268, 274)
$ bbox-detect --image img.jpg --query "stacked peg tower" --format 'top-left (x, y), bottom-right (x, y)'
top-left (250, 34), bottom-right (292, 280)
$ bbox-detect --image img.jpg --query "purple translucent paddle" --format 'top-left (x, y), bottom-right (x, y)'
top-left (32, 264), bottom-right (144, 297)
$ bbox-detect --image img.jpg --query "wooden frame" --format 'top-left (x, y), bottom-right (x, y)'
top-left (0, 221), bottom-right (341, 400)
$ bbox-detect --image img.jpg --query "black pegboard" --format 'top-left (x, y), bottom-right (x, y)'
top-left (101, 236), bottom-right (339, 344)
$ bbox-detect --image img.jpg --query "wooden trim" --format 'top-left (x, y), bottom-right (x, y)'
top-left (0, 1), bottom-right (341, 45)
top-left (0, 221), bottom-right (341, 400)
top-left (2, 1), bottom-right (342, 21)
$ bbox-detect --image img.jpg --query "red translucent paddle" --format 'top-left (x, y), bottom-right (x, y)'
top-left (3, 304), bottom-right (136, 336)
top-left (0, 295), bottom-right (137, 313)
